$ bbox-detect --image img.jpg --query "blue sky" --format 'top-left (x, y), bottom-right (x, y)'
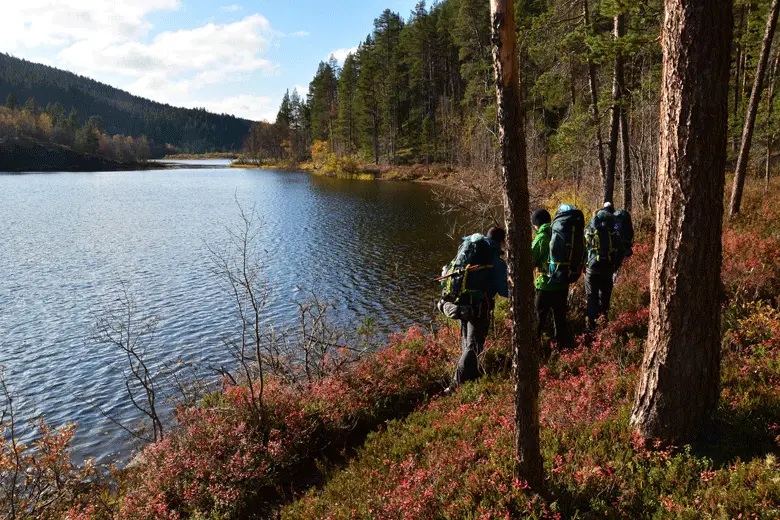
top-left (2, 0), bottom-right (421, 121)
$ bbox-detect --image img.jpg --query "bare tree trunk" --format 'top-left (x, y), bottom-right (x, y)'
top-left (605, 12), bottom-right (626, 204)
top-left (733, 5), bottom-right (745, 130)
top-left (630, 0), bottom-right (733, 444)
top-left (621, 107), bottom-right (632, 211)
top-left (583, 0), bottom-right (607, 181)
top-left (767, 52), bottom-right (780, 192)
top-left (730, 0), bottom-right (780, 217)
top-left (490, 0), bottom-right (543, 489)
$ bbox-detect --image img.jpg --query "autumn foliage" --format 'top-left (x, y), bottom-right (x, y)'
top-left (4, 179), bottom-right (780, 519)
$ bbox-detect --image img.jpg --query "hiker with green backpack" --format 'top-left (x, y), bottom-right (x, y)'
top-left (584, 203), bottom-right (626, 329)
top-left (531, 205), bottom-right (585, 347)
top-left (437, 227), bottom-right (508, 393)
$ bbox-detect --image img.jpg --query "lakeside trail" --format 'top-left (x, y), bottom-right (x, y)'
top-left (8, 178), bottom-right (780, 519)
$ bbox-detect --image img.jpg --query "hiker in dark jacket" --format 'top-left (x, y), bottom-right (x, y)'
top-left (531, 208), bottom-right (570, 346)
top-left (443, 227), bottom-right (508, 394)
top-left (584, 206), bottom-right (624, 329)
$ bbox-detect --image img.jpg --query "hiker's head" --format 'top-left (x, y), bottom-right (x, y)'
top-left (602, 201), bottom-right (615, 214)
top-left (531, 208), bottom-right (551, 229)
top-left (487, 227), bottom-right (506, 245)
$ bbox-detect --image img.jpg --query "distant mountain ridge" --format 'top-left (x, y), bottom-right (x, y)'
top-left (0, 53), bottom-right (252, 153)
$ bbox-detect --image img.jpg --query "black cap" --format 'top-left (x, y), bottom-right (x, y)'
top-left (531, 208), bottom-right (551, 227)
top-left (487, 227), bottom-right (506, 244)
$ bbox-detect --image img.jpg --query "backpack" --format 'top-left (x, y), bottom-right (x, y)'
top-left (548, 207), bottom-right (585, 284)
top-left (440, 234), bottom-right (495, 307)
top-left (614, 209), bottom-right (634, 258)
top-left (586, 210), bottom-right (620, 268)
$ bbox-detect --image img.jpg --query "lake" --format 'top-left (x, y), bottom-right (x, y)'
top-left (0, 161), bottom-right (459, 464)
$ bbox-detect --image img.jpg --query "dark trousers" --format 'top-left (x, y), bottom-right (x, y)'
top-left (454, 311), bottom-right (491, 386)
top-left (535, 289), bottom-right (569, 346)
top-left (585, 266), bottom-right (614, 329)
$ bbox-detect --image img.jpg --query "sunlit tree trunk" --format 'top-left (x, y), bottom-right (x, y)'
top-left (766, 53), bottom-right (780, 192)
top-left (605, 12), bottom-right (626, 204)
top-left (489, 0), bottom-right (543, 489)
top-left (730, 0), bottom-right (780, 217)
top-left (631, 0), bottom-right (732, 443)
top-left (621, 108), bottom-right (632, 211)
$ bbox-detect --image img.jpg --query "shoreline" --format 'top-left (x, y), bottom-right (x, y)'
top-left (230, 160), bottom-right (458, 184)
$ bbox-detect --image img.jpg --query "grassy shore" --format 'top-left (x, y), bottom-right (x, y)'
top-left (162, 152), bottom-right (243, 160)
top-left (230, 158), bottom-right (458, 183)
top-left (10, 178), bottom-right (780, 519)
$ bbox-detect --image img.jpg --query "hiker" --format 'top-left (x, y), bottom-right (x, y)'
top-left (438, 227), bottom-right (508, 394)
top-left (601, 202), bottom-right (634, 282)
top-left (584, 204), bottom-right (625, 329)
top-left (531, 205), bottom-right (585, 347)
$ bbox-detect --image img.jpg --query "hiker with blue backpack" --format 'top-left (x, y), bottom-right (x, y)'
top-left (437, 227), bottom-right (508, 393)
top-left (602, 202), bottom-right (635, 282)
top-left (531, 205), bottom-right (585, 347)
top-left (584, 202), bottom-right (628, 329)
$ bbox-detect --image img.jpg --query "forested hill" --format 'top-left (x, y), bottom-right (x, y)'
top-left (0, 53), bottom-right (252, 153)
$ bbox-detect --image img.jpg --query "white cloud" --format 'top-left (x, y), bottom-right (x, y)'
top-left (0, 3), bottom-right (281, 121)
top-left (220, 4), bottom-right (242, 12)
top-left (181, 95), bottom-right (276, 122)
top-left (327, 46), bottom-right (358, 64)
top-left (58, 15), bottom-right (276, 78)
top-left (293, 85), bottom-right (309, 98)
top-left (0, 0), bottom-right (180, 50)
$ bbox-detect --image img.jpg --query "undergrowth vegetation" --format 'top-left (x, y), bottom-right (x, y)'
top-left (2, 179), bottom-right (779, 519)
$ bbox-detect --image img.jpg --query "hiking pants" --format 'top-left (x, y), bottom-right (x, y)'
top-left (454, 310), bottom-right (491, 386)
top-left (585, 266), bottom-right (614, 329)
top-left (535, 289), bottom-right (569, 346)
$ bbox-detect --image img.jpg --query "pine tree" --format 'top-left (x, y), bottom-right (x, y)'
top-left (336, 53), bottom-right (361, 155)
top-left (631, 0), bottom-right (733, 444)
top-left (5, 93), bottom-right (18, 110)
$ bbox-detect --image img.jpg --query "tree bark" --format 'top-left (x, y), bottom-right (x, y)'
top-left (583, 0), bottom-right (607, 181)
top-left (489, 0), bottom-right (543, 489)
top-left (605, 12), bottom-right (626, 204)
top-left (766, 52), bottom-right (780, 192)
top-left (730, 0), bottom-right (780, 217)
top-left (621, 107), bottom-right (632, 211)
top-left (630, 0), bottom-right (732, 444)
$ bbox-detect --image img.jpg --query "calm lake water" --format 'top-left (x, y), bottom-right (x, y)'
top-left (0, 161), bottom-right (458, 463)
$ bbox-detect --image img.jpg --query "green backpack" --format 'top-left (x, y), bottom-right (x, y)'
top-left (439, 234), bottom-right (494, 307)
top-left (586, 210), bottom-right (620, 268)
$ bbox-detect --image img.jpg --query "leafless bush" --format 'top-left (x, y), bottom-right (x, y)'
top-left (210, 201), bottom-right (377, 405)
top-left (88, 283), bottom-right (164, 443)
top-left (208, 201), bottom-right (269, 425)
top-left (433, 167), bottom-right (505, 239)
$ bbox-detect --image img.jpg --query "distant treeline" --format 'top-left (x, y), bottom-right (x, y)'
top-left (1, 96), bottom-right (150, 163)
top-left (0, 53), bottom-right (252, 153)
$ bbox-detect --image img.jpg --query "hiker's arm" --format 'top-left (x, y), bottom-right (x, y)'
top-left (531, 234), bottom-right (545, 270)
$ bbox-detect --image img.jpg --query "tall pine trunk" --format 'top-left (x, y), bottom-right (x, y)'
top-left (630, 0), bottom-right (732, 443)
top-left (605, 12), bottom-right (626, 204)
top-left (489, 0), bottom-right (543, 489)
top-left (621, 108), bottom-right (632, 211)
top-left (583, 0), bottom-right (607, 181)
top-left (730, 0), bottom-right (780, 217)
top-left (766, 53), bottom-right (780, 192)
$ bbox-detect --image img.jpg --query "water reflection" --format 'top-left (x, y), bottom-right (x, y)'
top-left (0, 166), bottom-right (456, 463)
